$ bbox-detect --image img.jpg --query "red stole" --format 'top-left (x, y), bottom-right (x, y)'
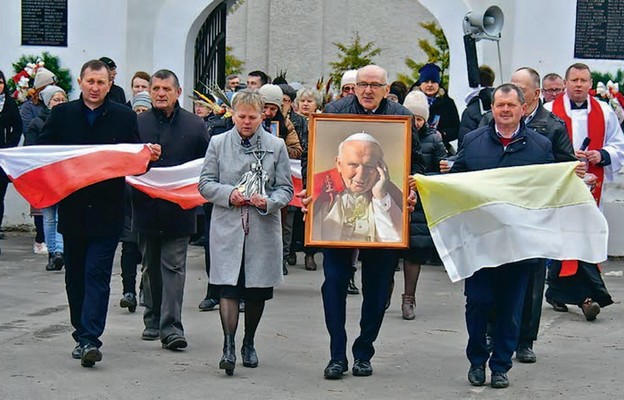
top-left (551, 95), bottom-right (606, 276)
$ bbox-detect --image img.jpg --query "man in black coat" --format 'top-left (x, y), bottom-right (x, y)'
top-left (451, 83), bottom-right (555, 389)
top-left (316, 65), bottom-right (424, 380)
top-left (132, 69), bottom-right (209, 350)
top-left (38, 59), bottom-right (160, 368)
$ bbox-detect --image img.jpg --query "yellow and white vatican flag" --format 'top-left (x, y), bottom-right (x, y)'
top-left (414, 162), bottom-right (608, 282)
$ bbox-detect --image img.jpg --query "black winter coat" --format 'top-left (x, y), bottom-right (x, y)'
top-left (452, 120), bottom-right (554, 173)
top-left (478, 101), bottom-right (575, 162)
top-left (408, 125), bottom-right (448, 250)
top-left (38, 98), bottom-right (140, 237)
top-left (428, 90), bottom-right (460, 146)
top-left (458, 87), bottom-right (493, 147)
top-left (0, 95), bottom-right (22, 149)
top-left (24, 107), bottom-right (50, 146)
top-left (132, 104), bottom-right (210, 236)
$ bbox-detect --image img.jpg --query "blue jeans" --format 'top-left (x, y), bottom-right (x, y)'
top-left (64, 235), bottom-right (119, 348)
top-left (42, 205), bottom-right (63, 253)
top-left (322, 248), bottom-right (397, 362)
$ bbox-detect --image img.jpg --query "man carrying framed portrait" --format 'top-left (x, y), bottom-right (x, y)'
top-left (302, 65), bottom-right (425, 379)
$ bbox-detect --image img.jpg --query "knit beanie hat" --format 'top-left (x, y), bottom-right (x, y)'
top-left (341, 69), bottom-right (358, 89)
top-left (33, 67), bottom-right (57, 90)
top-left (403, 91), bottom-right (430, 120)
top-left (131, 91), bottom-right (152, 111)
top-left (417, 63), bottom-right (441, 85)
top-left (258, 84), bottom-right (283, 107)
top-left (39, 85), bottom-right (66, 108)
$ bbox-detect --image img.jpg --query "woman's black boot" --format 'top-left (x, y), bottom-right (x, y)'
top-left (241, 339), bottom-right (258, 368)
top-left (219, 334), bottom-right (236, 375)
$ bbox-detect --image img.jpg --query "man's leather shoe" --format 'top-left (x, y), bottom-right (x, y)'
top-left (468, 365), bottom-right (486, 386)
top-left (241, 341), bottom-right (258, 368)
top-left (352, 359), bottom-right (373, 376)
top-left (141, 328), bottom-right (159, 341)
top-left (581, 298), bottom-right (600, 321)
top-left (324, 359), bottom-right (348, 379)
top-left (198, 298), bottom-right (219, 311)
top-left (71, 343), bottom-right (82, 359)
top-left (304, 254), bottom-right (317, 271)
top-left (347, 279), bottom-right (359, 295)
top-left (491, 371), bottom-right (509, 388)
top-left (286, 252), bottom-right (297, 266)
top-left (120, 293), bottom-right (137, 313)
top-left (80, 344), bottom-right (102, 368)
top-left (516, 345), bottom-right (536, 363)
top-left (161, 334), bottom-right (188, 350)
top-left (546, 297), bottom-right (568, 312)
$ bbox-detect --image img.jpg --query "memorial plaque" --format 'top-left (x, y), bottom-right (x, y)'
top-left (21, 0), bottom-right (68, 47)
top-left (575, 0), bottom-right (624, 59)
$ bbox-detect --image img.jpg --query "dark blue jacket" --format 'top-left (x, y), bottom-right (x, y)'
top-left (452, 120), bottom-right (555, 173)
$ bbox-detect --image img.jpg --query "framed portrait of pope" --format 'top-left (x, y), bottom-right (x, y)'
top-left (305, 113), bottom-right (412, 248)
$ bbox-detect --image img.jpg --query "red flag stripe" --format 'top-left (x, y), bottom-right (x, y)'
top-left (9, 146), bottom-right (151, 208)
top-left (129, 182), bottom-right (206, 210)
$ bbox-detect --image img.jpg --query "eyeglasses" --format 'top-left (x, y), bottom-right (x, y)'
top-left (355, 82), bottom-right (387, 90)
top-left (542, 88), bottom-right (564, 94)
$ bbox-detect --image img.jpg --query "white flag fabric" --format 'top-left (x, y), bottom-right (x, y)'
top-left (126, 159), bottom-right (303, 209)
top-left (414, 162), bottom-right (608, 282)
top-left (126, 159), bottom-right (207, 210)
top-left (0, 144), bottom-right (151, 208)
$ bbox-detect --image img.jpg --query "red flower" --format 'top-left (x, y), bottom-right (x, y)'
top-left (12, 70), bottom-right (29, 84)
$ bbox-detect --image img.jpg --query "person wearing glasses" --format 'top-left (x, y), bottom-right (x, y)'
top-left (339, 70), bottom-right (357, 99)
top-left (303, 65), bottom-right (425, 379)
top-left (541, 73), bottom-right (565, 103)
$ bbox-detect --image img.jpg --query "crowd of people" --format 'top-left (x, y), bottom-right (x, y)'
top-left (0, 55), bottom-right (622, 390)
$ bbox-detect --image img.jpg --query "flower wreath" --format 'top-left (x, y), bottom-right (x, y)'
top-left (590, 80), bottom-right (624, 124)
top-left (6, 52), bottom-right (72, 105)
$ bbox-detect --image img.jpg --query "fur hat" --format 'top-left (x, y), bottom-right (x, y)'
top-left (403, 91), bottom-right (430, 120)
top-left (417, 63), bottom-right (441, 85)
top-left (341, 69), bottom-right (358, 89)
top-left (131, 91), bottom-right (152, 111)
top-left (33, 67), bottom-right (57, 90)
top-left (258, 84), bottom-right (283, 107)
top-left (39, 85), bottom-right (65, 108)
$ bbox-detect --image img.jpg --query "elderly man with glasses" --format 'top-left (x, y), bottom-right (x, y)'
top-left (305, 65), bottom-right (425, 379)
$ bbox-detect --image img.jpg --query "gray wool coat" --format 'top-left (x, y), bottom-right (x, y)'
top-left (198, 125), bottom-right (294, 287)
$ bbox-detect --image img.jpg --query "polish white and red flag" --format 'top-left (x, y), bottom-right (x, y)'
top-left (126, 159), bottom-right (304, 210)
top-left (126, 158), bottom-right (207, 210)
top-left (0, 144), bottom-right (151, 208)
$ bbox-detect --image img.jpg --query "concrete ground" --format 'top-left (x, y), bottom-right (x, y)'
top-left (0, 231), bottom-right (623, 400)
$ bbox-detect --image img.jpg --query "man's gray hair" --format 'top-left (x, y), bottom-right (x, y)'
top-left (151, 69), bottom-right (180, 89)
top-left (492, 83), bottom-right (526, 104)
top-left (232, 89), bottom-right (264, 112)
top-left (356, 65), bottom-right (389, 84)
top-left (338, 132), bottom-right (383, 157)
top-left (515, 67), bottom-right (541, 89)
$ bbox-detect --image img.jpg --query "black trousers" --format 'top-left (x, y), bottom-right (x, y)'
top-left (518, 260), bottom-right (546, 346)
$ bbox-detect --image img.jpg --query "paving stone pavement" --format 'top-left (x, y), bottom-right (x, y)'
top-left (0, 232), bottom-right (623, 400)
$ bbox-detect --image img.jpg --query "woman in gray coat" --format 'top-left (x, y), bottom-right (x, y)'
top-left (198, 90), bottom-right (293, 376)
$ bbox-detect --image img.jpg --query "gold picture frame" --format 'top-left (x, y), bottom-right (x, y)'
top-left (305, 113), bottom-right (412, 248)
